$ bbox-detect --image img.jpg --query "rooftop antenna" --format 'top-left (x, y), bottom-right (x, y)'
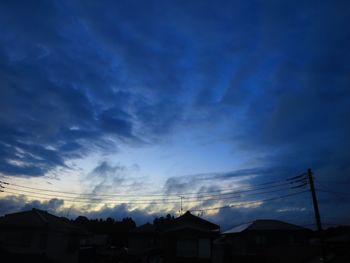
top-left (179, 196), bottom-right (184, 215)
top-left (197, 210), bottom-right (204, 217)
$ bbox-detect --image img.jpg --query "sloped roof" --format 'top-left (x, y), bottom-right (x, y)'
top-left (0, 208), bottom-right (84, 233)
top-left (223, 219), bottom-right (306, 234)
top-left (131, 211), bottom-right (219, 235)
top-left (168, 211), bottom-right (219, 232)
top-left (223, 222), bottom-right (252, 234)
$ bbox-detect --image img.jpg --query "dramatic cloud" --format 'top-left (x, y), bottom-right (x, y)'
top-left (0, 195), bottom-right (164, 225)
top-left (0, 0), bottom-right (350, 227)
top-left (163, 168), bottom-right (271, 195)
top-left (0, 195), bottom-right (64, 216)
top-left (85, 161), bottom-right (145, 195)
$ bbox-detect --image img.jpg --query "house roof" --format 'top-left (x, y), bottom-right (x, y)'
top-left (131, 211), bottom-right (219, 235)
top-left (0, 208), bottom-right (85, 234)
top-left (223, 219), bottom-right (306, 234)
top-left (167, 211), bottom-right (219, 232)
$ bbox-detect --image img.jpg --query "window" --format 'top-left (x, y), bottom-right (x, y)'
top-left (176, 239), bottom-right (197, 258)
top-left (198, 238), bottom-right (211, 258)
top-left (39, 233), bottom-right (47, 249)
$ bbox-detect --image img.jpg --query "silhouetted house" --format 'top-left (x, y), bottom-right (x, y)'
top-left (218, 219), bottom-right (313, 263)
top-left (128, 221), bottom-right (169, 263)
top-left (0, 208), bottom-right (85, 263)
top-left (128, 223), bottom-right (159, 255)
top-left (85, 234), bottom-right (109, 247)
top-left (162, 211), bottom-right (220, 263)
top-left (128, 211), bottom-right (219, 263)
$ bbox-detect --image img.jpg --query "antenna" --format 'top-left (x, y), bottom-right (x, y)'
top-left (179, 196), bottom-right (184, 215)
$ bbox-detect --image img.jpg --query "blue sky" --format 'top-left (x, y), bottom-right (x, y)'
top-left (0, 0), bottom-right (350, 229)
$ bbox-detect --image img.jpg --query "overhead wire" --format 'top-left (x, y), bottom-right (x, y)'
top-left (0, 173), bottom-right (309, 209)
top-left (0, 174), bottom-right (308, 204)
top-left (190, 190), bottom-right (309, 212)
top-left (0, 172), bottom-right (306, 198)
top-left (1, 180), bottom-right (304, 201)
top-left (2, 183), bottom-right (307, 204)
top-left (2, 188), bottom-right (308, 209)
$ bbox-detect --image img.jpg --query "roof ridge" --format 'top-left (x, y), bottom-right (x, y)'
top-left (33, 209), bottom-right (48, 224)
top-left (175, 211), bottom-right (219, 228)
top-left (254, 219), bottom-right (303, 226)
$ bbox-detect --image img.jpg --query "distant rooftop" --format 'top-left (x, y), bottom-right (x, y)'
top-left (175, 211), bottom-right (219, 228)
top-left (223, 219), bottom-right (306, 234)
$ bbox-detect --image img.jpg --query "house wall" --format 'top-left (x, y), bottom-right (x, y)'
top-left (128, 235), bottom-right (157, 255)
top-left (0, 209), bottom-right (86, 263)
top-left (163, 236), bottom-right (212, 263)
top-left (46, 231), bottom-right (79, 263)
top-left (0, 228), bottom-right (47, 254)
top-left (0, 228), bottom-right (79, 263)
top-left (225, 230), bottom-right (309, 254)
top-left (222, 230), bottom-right (312, 263)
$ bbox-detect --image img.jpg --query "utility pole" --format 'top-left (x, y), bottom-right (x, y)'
top-left (307, 169), bottom-right (322, 232)
top-left (307, 168), bottom-right (327, 262)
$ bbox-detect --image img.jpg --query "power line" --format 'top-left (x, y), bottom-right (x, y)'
top-left (1, 189), bottom-right (181, 205)
top-left (316, 180), bottom-right (350, 185)
top-left (2, 183), bottom-right (306, 204)
top-left (194, 181), bottom-right (303, 198)
top-left (2, 189), bottom-right (308, 211)
top-left (318, 189), bottom-right (350, 196)
top-left (190, 190), bottom-right (308, 212)
top-left (2, 180), bottom-right (304, 201)
top-left (0, 173), bottom-right (308, 211)
top-left (0, 173), bottom-right (306, 197)
top-left (316, 183), bottom-right (350, 196)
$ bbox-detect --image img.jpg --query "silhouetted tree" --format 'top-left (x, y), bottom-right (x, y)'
top-left (74, 215), bottom-right (136, 247)
top-left (153, 214), bottom-right (175, 231)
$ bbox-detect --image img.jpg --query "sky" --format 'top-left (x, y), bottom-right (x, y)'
top-left (0, 0), bottom-right (350, 230)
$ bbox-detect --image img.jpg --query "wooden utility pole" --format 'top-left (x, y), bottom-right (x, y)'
top-left (307, 169), bottom-right (323, 232)
top-left (307, 168), bottom-right (327, 262)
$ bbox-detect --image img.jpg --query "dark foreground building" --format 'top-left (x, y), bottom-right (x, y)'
top-left (215, 219), bottom-right (314, 263)
top-left (128, 211), bottom-right (220, 263)
top-left (162, 211), bottom-right (220, 263)
top-left (0, 208), bottom-right (85, 263)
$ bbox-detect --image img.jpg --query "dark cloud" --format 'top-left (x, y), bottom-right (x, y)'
top-left (0, 1), bottom-right (140, 176)
top-left (90, 162), bottom-right (126, 178)
top-left (86, 204), bottom-right (156, 225)
top-left (163, 167), bottom-right (350, 229)
top-left (1, 0), bottom-right (348, 179)
top-left (163, 167), bottom-right (288, 195)
top-left (0, 195), bottom-right (157, 225)
top-left (85, 161), bottom-right (148, 197)
top-left (0, 0), bottom-right (201, 177)
top-left (205, 188), bottom-right (350, 231)
top-left (0, 195), bottom-right (64, 216)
